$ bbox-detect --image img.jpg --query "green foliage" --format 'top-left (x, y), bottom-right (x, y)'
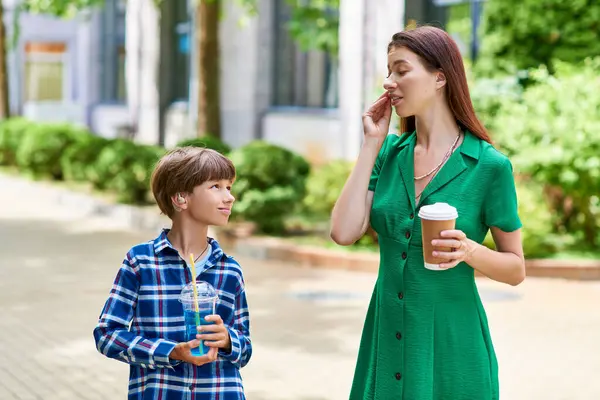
top-left (91, 139), bottom-right (165, 204)
top-left (470, 74), bottom-right (524, 151)
top-left (22, 0), bottom-right (105, 17)
top-left (491, 59), bottom-right (600, 246)
top-left (176, 136), bottom-right (231, 155)
top-left (16, 123), bottom-right (85, 180)
top-left (0, 118), bottom-right (36, 166)
top-left (60, 134), bottom-right (111, 182)
top-left (515, 180), bottom-right (569, 257)
top-left (303, 159), bottom-right (353, 218)
top-left (286, 0), bottom-right (339, 57)
top-left (229, 141), bottom-right (310, 234)
top-left (480, 0), bottom-right (600, 74)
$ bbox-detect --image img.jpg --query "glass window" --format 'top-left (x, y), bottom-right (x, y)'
top-left (272, 0), bottom-right (339, 109)
top-left (24, 42), bottom-right (67, 102)
top-left (171, 0), bottom-right (191, 102)
top-left (100, 0), bottom-right (126, 102)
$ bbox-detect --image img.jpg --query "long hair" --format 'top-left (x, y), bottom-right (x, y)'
top-left (388, 26), bottom-right (492, 143)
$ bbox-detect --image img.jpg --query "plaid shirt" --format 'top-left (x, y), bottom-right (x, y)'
top-left (93, 230), bottom-right (252, 399)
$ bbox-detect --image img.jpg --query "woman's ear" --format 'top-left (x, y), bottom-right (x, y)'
top-left (435, 70), bottom-right (447, 90)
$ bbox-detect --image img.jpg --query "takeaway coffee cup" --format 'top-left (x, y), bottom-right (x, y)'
top-left (418, 202), bottom-right (458, 271)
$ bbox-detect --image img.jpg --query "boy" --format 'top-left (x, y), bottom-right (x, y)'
top-left (93, 147), bottom-right (252, 399)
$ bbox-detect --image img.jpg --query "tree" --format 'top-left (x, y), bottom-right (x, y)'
top-left (0, 1), bottom-right (9, 119)
top-left (286, 0), bottom-right (339, 58)
top-left (195, 0), bottom-right (338, 140)
top-left (195, 0), bottom-right (221, 139)
top-left (21, 0), bottom-right (105, 17)
top-left (480, 0), bottom-right (600, 74)
top-left (195, 0), bottom-right (256, 140)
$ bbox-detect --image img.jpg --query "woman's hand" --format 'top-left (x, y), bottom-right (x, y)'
top-left (431, 229), bottom-right (477, 269)
top-left (362, 92), bottom-right (392, 141)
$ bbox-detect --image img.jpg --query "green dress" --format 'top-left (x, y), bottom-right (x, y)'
top-left (350, 131), bottom-right (522, 400)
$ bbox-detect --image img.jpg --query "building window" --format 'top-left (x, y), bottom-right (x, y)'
top-left (24, 42), bottom-right (68, 102)
top-left (272, 1), bottom-right (338, 109)
top-left (170, 0), bottom-right (191, 102)
top-left (100, 0), bottom-right (126, 102)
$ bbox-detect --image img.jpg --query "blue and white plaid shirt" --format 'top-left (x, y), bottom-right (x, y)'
top-left (94, 229), bottom-right (252, 399)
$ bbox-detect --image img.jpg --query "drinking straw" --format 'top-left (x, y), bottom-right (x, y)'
top-left (189, 253), bottom-right (203, 355)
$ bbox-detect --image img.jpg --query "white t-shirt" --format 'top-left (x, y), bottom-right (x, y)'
top-left (195, 245), bottom-right (212, 278)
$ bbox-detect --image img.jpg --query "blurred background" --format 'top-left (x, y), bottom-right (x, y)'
top-left (0, 0), bottom-right (599, 399)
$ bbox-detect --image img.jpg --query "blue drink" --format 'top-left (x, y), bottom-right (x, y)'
top-left (184, 309), bottom-right (215, 356)
top-left (179, 281), bottom-right (218, 358)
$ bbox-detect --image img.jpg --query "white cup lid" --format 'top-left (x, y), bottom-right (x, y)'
top-left (418, 202), bottom-right (458, 221)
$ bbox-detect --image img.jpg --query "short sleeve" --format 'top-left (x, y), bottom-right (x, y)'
top-left (368, 135), bottom-right (394, 192)
top-left (483, 157), bottom-right (522, 232)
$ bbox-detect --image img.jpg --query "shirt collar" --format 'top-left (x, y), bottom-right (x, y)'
top-left (153, 229), bottom-right (224, 262)
top-left (396, 130), bottom-right (480, 160)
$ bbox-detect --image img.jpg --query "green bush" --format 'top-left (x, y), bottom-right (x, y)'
top-left (16, 123), bottom-right (85, 180)
top-left (0, 118), bottom-right (37, 166)
top-left (229, 141), bottom-right (310, 234)
top-left (61, 134), bottom-right (111, 182)
top-left (470, 75), bottom-right (523, 154)
top-left (480, 0), bottom-right (600, 74)
top-left (176, 136), bottom-right (231, 155)
top-left (492, 59), bottom-right (600, 246)
top-left (91, 139), bottom-right (165, 204)
top-left (303, 160), bottom-right (353, 218)
top-left (481, 179), bottom-right (568, 258)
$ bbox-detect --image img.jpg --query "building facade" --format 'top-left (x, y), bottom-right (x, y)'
top-left (3, 0), bottom-right (452, 163)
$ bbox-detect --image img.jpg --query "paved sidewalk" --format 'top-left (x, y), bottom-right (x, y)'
top-left (1, 176), bottom-right (599, 399)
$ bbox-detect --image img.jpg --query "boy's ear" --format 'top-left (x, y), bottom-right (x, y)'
top-left (171, 193), bottom-right (187, 211)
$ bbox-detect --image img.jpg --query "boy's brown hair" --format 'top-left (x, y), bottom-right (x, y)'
top-left (151, 147), bottom-right (236, 218)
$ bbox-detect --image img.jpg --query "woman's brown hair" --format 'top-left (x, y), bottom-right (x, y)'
top-left (388, 26), bottom-right (492, 143)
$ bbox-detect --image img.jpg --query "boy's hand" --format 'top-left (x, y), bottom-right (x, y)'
top-left (197, 315), bottom-right (232, 353)
top-left (169, 339), bottom-right (218, 366)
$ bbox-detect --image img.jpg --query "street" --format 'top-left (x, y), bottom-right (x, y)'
top-left (1, 176), bottom-right (599, 399)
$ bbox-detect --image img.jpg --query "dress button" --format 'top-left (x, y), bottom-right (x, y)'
top-left (396, 332), bottom-right (402, 340)
top-left (395, 372), bottom-right (402, 380)
top-left (405, 231), bottom-right (411, 239)
top-left (398, 292), bottom-right (404, 300)
top-left (410, 213), bottom-right (414, 219)
top-left (189, 384), bottom-right (194, 391)
top-left (402, 252), bottom-right (407, 260)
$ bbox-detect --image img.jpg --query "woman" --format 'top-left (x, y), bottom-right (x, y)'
top-left (330, 26), bottom-right (525, 400)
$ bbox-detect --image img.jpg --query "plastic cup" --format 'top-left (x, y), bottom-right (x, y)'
top-left (178, 281), bottom-right (218, 356)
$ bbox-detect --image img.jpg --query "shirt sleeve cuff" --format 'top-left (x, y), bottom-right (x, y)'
top-left (218, 327), bottom-right (242, 365)
top-left (151, 339), bottom-right (181, 369)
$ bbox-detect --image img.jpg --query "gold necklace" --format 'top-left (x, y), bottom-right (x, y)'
top-left (415, 134), bottom-right (461, 201)
top-left (414, 132), bottom-right (461, 181)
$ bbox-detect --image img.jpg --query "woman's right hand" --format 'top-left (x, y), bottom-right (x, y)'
top-left (362, 92), bottom-right (392, 141)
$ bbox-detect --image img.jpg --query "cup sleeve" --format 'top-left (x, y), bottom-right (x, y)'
top-left (483, 157), bottom-right (523, 232)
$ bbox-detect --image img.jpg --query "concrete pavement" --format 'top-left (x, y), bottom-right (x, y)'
top-left (1, 175), bottom-right (599, 399)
